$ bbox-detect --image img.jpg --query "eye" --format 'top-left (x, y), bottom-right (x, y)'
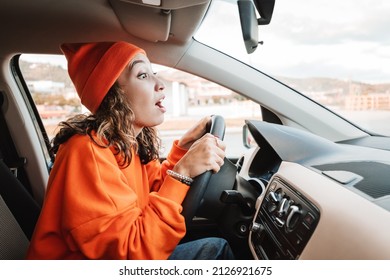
top-left (138, 73), bottom-right (148, 79)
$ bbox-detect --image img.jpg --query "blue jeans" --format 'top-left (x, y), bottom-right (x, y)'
top-left (168, 237), bottom-right (235, 260)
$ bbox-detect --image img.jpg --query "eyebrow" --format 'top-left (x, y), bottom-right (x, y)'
top-left (130, 59), bottom-right (146, 69)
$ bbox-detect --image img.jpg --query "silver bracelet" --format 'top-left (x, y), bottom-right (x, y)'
top-left (166, 169), bottom-right (193, 186)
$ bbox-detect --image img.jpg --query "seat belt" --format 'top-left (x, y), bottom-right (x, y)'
top-left (0, 91), bottom-right (31, 189)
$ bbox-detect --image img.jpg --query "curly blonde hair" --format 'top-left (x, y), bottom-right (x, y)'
top-left (50, 82), bottom-right (161, 167)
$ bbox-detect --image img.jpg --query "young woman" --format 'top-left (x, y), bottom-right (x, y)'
top-left (26, 41), bottom-right (234, 260)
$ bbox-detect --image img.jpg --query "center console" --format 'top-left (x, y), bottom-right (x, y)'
top-left (249, 177), bottom-right (320, 260)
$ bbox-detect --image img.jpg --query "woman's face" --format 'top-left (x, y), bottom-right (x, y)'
top-left (117, 53), bottom-right (166, 135)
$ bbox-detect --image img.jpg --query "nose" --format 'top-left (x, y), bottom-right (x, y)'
top-left (155, 76), bottom-right (165, 92)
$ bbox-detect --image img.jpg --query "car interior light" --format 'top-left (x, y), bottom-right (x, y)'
top-left (142, 0), bottom-right (161, 5)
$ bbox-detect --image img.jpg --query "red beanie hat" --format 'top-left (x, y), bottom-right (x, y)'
top-left (60, 41), bottom-right (146, 113)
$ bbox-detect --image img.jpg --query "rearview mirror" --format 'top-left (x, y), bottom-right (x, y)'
top-left (238, 0), bottom-right (275, 54)
top-left (238, 0), bottom-right (258, 54)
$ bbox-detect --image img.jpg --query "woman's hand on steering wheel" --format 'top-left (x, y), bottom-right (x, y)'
top-left (174, 133), bottom-right (226, 178)
top-left (179, 115), bottom-right (226, 224)
top-left (177, 116), bottom-right (212, 150)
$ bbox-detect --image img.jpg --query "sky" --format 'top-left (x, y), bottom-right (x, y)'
top-left (196, 0), bottom-right (390, 84)
top-left (22, 0), bottom-right (390, 84)
top-left (22, 54), bottom-right (67, 69)
top-left (257, 0), bottom-right (390, 83)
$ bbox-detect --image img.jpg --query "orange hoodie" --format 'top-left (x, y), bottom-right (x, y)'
top-left (26, 133), bottom-right (189, 259)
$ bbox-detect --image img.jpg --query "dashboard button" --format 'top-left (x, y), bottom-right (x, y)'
top-left (288, 234), bottom-right (303, 247)
top-left (303, 212), bottom-right (315, 226)
top-left (296, 224), bottom-right (310, 237)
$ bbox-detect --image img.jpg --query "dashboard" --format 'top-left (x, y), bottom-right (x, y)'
top-left (238, 120), bottom-right (390, 259)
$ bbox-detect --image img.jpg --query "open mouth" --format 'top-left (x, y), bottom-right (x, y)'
top-left (155, 98), bottom-right (166, 112)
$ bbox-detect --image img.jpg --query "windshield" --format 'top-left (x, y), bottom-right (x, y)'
top-left (196, 0), bottom-right (390, 136)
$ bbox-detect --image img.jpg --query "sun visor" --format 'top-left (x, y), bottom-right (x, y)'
top-left (109, 0), bottom-right (210, 42)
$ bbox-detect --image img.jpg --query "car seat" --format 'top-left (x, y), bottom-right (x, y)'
top-left (0, 159), bottom-right (41, 259)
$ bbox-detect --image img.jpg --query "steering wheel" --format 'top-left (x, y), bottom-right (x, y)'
top-left (181, 115), bottom-right (226, 226)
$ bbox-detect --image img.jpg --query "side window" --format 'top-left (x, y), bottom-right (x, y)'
top-left (19, 55), bottom-right (82, 141)
top-left (19, 54), bottom-right (262, 158)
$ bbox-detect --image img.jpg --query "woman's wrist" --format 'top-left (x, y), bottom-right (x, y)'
top-left (167, 169), bottom-right (193, 186)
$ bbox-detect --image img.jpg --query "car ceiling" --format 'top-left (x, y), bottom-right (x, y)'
top-left (0, 0), bottom-right (211, 67)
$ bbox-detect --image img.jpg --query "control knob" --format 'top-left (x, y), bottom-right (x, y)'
top-left (250, 222), bottom-right (265, 234)
top-left (267, 189), bottom-right (283, 212)
top-left (286, 205), bottom-right (302, 231)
